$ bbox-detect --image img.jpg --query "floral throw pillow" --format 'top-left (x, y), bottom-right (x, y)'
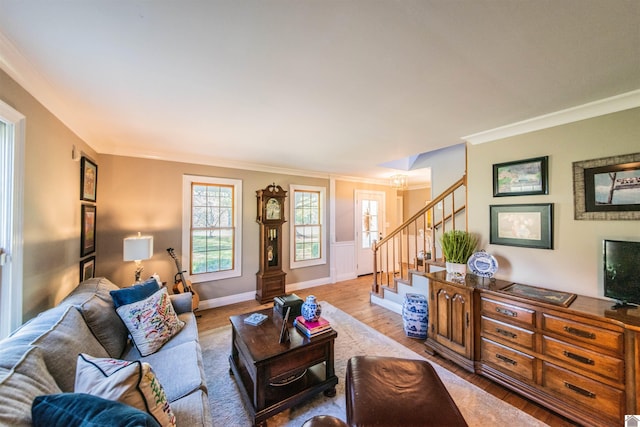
top-left (75, 353), bottom-right (176, 427)
top-left (115, 287), bottom-right (184, 356)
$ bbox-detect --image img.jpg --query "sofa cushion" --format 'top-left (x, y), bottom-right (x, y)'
top-left (60, 277), bottom-right (129, 358)
top-left (0, 347), bottom-right (62, 427)
top-left (75, 354), bottom-right (176, 427)
top-left (136, 341), bottom-right (207, 402)
top-left (110, 277), bottom-right (161, 308)
top-left (169, 389), bottom-right (213, 427)
top-left (116, 287), bottom-right (184, 356)
top-left (32, 393), bottom-right (161, 427)
top-left (30, 305), bottom-right (110, 392)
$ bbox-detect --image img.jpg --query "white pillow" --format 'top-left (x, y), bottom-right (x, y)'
top-left (116, 287), bottom-right (184, 356)
top-left (75, 353), bottom-right (176, 427)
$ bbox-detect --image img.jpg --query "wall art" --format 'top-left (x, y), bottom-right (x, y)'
top-left (81, 204), bottom-right (96, 256)
top-left (573, 152), bottom-right (640, 220)
top-left (493, 156), bottom-right (548, 197)
top-left (80, 156), bottom-right (98, 202)
top-left (490, 203), bottom-right (553, 249)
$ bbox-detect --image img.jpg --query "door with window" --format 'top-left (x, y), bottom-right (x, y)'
top-left (355, 190), bottom-right (385, 276)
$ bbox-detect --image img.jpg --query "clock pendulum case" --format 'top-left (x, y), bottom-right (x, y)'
top-left (255, 183), bottom-right (287, 303)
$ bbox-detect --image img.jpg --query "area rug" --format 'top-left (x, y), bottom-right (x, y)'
top-left (200, 302), bottom-right (548, 426)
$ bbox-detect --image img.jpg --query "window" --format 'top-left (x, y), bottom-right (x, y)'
top-left (0, 99), bottom-right (25, 339)
top-left (182, 175), bottom-right (242, 282)
top-left (290, 184), bottom-right (326, 269)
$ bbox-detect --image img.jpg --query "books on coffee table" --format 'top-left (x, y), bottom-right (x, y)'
top-left (244, 312), bottom-right (268, 326)
top-left (293, 315), bottom-right (332, 337)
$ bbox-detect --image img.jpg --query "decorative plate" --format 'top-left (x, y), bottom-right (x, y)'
top-left (467, 251), bottom-right (498, 278)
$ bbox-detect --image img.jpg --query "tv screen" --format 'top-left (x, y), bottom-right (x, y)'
top-left (604, 239), bottom-right (640, 307)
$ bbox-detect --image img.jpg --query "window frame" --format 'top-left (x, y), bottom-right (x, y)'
top-left (289, 184), bottom-right (326, 269)
top-left (182, 175), bottom-right (242, 283)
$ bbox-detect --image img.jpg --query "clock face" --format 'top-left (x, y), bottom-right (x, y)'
top-left (266, 198), bottom-right (281, 220)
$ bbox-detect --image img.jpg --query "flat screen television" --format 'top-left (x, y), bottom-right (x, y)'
top-left (604, 239), bottom-right (640, 308)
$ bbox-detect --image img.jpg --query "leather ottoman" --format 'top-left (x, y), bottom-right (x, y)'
top-left (345, 356), bottom-right (468, 427)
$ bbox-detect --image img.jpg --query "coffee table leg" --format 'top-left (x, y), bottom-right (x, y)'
top-left (323, 387), bottom-right (336, 397)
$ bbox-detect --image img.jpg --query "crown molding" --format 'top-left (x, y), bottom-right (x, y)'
top-left (462, 89), bottom-right (640, 145)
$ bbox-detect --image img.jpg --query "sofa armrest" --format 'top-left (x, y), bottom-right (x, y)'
top-left (170, 293), bottom-right (194, 314)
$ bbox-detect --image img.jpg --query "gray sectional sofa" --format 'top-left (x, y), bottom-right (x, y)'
top-left (0, 277), bottom-right (212, 426)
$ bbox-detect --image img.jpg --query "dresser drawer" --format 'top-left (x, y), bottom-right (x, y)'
top-left (542, 362), bottom-right (624, 421)
top-left (481, 297), bottom-right (535, 326)
top-left (481, 337), bottom-right (534, 381)
top-left (542, 336), bottom-right (624, 382)
top-left (481, 316), bottom-right (534, 350)
top-left (542, 313), bottom-right (623, 354)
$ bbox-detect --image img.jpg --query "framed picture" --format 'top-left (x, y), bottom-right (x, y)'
top-left (493, 156), bottom-right (548, 197)
top-left (80, 156), bottom-right (98, 202)
top-left (81, 204), bottom-right (96, 256)
top-left (573, 152), bottom-right (640, 220)
top-left (490, 203), bottom-right (553, 249)
top-left (80, 256), bottom-right (95, 281)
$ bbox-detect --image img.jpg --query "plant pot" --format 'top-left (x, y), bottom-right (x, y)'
top-left (445, 262), bottom-right (467, 277)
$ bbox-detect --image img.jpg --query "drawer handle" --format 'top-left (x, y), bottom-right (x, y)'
top-left (496, 307), bottom-right (517, 317)
top-left (495, 353), bottom-right (517, 365)
top-left (564, 382), bottom-right (596, 398)
top-left (496, 328), bottom-right (517, 339)
top-left (563, 351), bottom-right (595, 365)
top-left (563, 326), bottom-right (595, 339)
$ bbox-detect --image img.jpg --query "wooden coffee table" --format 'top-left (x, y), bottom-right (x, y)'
top-left (228, 308), bottom-right (338, 427)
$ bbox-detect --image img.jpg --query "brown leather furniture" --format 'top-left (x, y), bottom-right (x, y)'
top-left (345, 356), bottom-right (468, 427)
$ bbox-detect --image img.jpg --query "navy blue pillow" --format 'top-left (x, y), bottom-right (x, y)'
top-left (32, 393), bottom-right (161, 427)
top-left (110, 278), bottom-right (160, 308)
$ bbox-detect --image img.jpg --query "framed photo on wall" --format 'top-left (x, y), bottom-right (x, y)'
top-left (80, 156), bottom-right (98, 202)
top-left (490, 203), bottom-right (553, 249)
top-left (81, 204), bottom-right (96, 256)
top-left (493, 156), bottom-right (548, 197)
top-left (573, 152), bottom-right (640, 220)
top-left (80, 256), bottom-right (95, 281)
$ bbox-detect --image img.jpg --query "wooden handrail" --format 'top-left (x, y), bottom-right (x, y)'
top-left (372, 175), bottom-right (467, 294)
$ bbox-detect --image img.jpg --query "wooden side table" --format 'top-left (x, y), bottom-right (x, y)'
top-left (229, 309), bottom-right (338, 427)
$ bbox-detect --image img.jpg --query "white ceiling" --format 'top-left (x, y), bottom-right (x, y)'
top-left (0, 1), bottom-right (639, 184)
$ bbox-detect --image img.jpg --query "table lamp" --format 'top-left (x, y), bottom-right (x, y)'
top-left (123, 232), bottom-right (154, 283)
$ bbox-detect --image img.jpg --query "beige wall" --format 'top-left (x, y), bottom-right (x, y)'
top-left (97, 154), bottom-right (331, 300)
top-left (467, 107), bottom-right (640, 299)
top-left (0, 69), bottom-right (98, 320)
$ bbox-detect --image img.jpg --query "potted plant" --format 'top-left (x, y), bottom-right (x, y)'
top-left (439, 230), bottom-right (478, 277)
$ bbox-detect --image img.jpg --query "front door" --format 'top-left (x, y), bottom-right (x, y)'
top-left (355, 190), bottom-right (385, 276)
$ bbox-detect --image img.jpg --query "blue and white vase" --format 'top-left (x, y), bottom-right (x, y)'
top-left (301, 295), bottom-right (322, 322)
top-left (402, 293), bottom-right (428, 339)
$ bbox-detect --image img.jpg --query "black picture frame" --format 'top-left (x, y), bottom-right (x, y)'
top-left (573, 152), bottom-right (640, 220)
top-left (493, 156), bottom-right (548, 197)
top-left (80, 256), bottom-right (95, 281)
top-left (490, 203), bottom-right (553, 249)
top-left (80, 156), bottom-right (98, 202)
top-left (81, 204), bottom-right (96, 256)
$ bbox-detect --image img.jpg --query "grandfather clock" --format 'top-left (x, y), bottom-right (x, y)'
top-left (256, 183), bottom-right (287, 303)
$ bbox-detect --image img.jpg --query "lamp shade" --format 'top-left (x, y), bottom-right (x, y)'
top-left (123, 234), bottom-right (154, 261)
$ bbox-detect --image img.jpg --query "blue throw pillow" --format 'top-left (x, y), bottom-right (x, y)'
top-left (32, 393), bottom-right (161, 427)
top-left (110, 278), bottom-right (160, 308)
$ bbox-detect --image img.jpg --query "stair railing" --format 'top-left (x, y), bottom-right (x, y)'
top-left (372, 175), bottom-right (467, 294)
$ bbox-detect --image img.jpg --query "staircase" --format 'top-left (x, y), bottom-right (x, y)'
top-left (370, 175), bottom-right (467, 313)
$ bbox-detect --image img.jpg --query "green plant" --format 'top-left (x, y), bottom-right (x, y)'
top-left (440, 230), bottom-right (478, 264)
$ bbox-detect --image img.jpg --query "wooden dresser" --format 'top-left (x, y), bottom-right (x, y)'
top-left (424, 271), bottom-right (640, 427)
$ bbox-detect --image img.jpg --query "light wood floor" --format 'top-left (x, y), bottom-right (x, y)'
top-left (196, 275), bottom-right (578, 427)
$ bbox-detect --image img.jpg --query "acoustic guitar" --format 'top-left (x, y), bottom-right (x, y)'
top-left (167, 247), bottom-right (200, 311)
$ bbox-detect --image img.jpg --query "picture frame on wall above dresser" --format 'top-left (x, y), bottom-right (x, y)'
top-left (573, 152), bottom-right (640, 220)
top-left (492, 156), bottom-right (548, 197)
top-left (489, 203), bottom-right (553, 249)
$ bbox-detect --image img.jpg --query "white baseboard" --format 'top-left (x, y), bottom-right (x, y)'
top-left (370, 294), bottom-right (402, 315)
top-left (196, 276), bottom-right (333, 310)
